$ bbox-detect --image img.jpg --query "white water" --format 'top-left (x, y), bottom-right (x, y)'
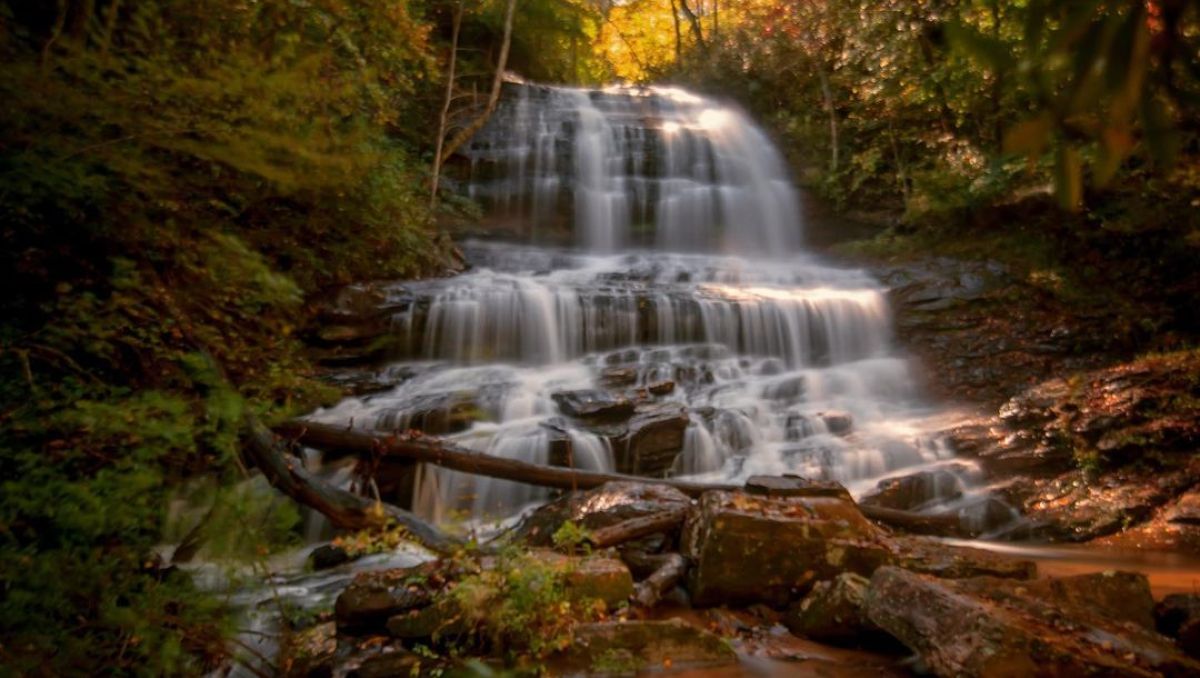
top-left (308, 84), bottom-right (1004, 531)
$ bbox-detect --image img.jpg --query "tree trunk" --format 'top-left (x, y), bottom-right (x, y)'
top-left (677, 0), bottom-right (706, 53)
top-left (712, 0), bottom-right (718, 43)
top-left (430, 1), bottom-right (464, 206)
top-left (243, 420), bottom-right (460, 554)
top-left (633, 553), bottom-right (688, 607)
top-left (815, 60), bottom-right (839, 173)
top-left (438, 0), bottom-right (518, 166)
top-left (280, 421), bottom-right (968, 536)
top-left (669, 0), bottom-right (682, 63)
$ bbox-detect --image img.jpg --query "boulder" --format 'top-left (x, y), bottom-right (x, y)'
top-left (820, 411), bottom-right (854, 436)
top-left (334, 563), bottom-right (442, 633)
top-left (535, 551), bottom-right (634, 609)
top-left (611, 403), bottom-right (690, 476)
top-left (1157, 593), bottom-right (1200, 658)
top-left (381, 552), bottom-right (632, 643)
top-left (860, 468), bottom-right (967, 512)
top-left (511, 481), bottom-right (692, 547)
top-left (681, 490), bottom-right (891, 607)
top-left (560, 619), bottom-right (736, 673)
top-left (864, 567), bottom-right (1200, 677)
top-left (309, 544), bottom-right (353, 571)
top-left (553, 390), bottom-right (635, 420)
top-left (783, 573), bottom-right (877, 644)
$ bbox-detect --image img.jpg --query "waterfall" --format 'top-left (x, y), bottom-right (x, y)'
top-left (305, 83), bottom-right (1014, 534)
top-left (463, 85), bottom-right (803, 255)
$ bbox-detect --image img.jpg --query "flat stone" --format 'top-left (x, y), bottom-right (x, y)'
top-left (561, 619), bottom-right (736, 673)
top-left (553, 389), bottom-right (635, 420)
top-left (890, 536), bottom-right (1037, 580)
top-left (682, 490), bottom-right (891, 607)
top-left (744, 475), bottom-right (853, 501)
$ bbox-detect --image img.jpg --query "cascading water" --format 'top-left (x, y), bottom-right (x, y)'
top-left (308, 83), bottom-right (1008, 532)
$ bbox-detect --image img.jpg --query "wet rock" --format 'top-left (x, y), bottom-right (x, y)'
top-left (334, 564), bottom-right (439, 633)
top-left (682, 490), bottom-right (891, 607)
top-left (281, 622), bottom-right (336, 678)
top-left (598, 366), bottom-right (638, 388)
top-left (744, 475), bottom-right (853, 501)
top-left (336, 641), bottom-right (423, 678)
top-left (1157, 594), bottom-right (1200, 658)
top-left (384, 598), bottom-right (466, 640)
top-left (552, 389), bottom-right (635, 420)
top-left (373, 391), bottom-right (488, 435)
top-left (382, 552), bottom-right (632, 641)
top-left (646, 380), bottom-right (675, 396)
top-left (536, 551), bottom-right (634, 609)
top-left (309, 544), bottom-right (353, 571)
top-left (1001, 467), bottom-right (1194, 542)
top-left (560, 619), bottom-right (736, 673)
top-left (865, 567), bottom-right (1200, 677)
top-left (890, 536), bottom-right (1037, 580)
top-left (784, 573), bottom-right (877, 644)
top-left (820, 411), bottom-right (854, 436)
top-left (1166, 490), bottom-right (1200, 526)
top-left (860, 468), bottom-right (967, 511)
top-left (611, 403), bottom-right (689, 476)
top-left (511, 481), bottom-right (692, 547)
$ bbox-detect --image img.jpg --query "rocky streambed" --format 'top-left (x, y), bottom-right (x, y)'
top-left (877, 255), bottom-right (1200, 551)
top-left (276, 480), bottom-right (1200, 676)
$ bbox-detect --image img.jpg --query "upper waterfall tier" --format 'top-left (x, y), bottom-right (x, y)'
top-left (462, 85), bottom-right (803, 255)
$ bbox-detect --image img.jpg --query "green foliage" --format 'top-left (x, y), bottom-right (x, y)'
top-left (551, 520), bottom-right (593, 555)
top-left (0, 0), bottom-right (452, 672)
top-left (447, 547), bottom-right (608, 665)
top-left (659, 0), bottom-right (1198, 219)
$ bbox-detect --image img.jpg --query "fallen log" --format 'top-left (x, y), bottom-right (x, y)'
top-left (279, 420), bottom-right (968, 537)
top-left (632, 553), bottom-right (688, 608)
top-left (277, 420), bottom-right (736, 497)
top-left (243, 420), bottom-right (461, 554)
top-left (587, 507), bottom-right (689, 550)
